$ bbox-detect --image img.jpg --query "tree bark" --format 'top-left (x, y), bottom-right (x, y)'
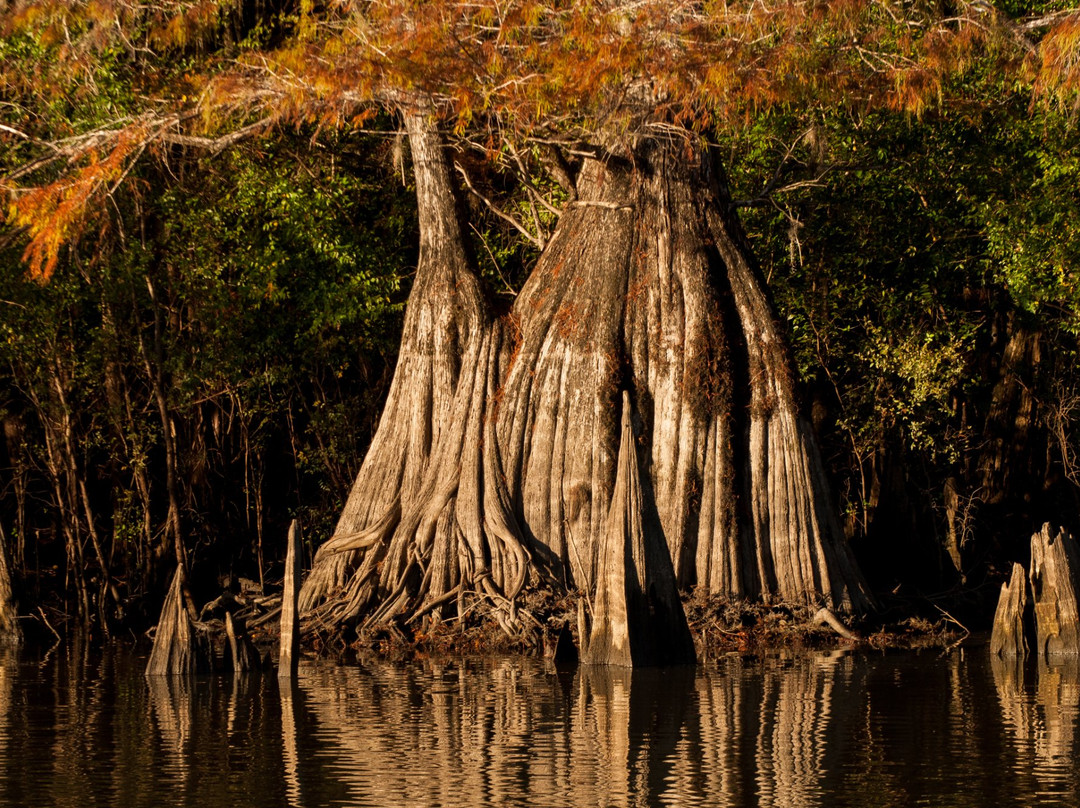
top-left (0, 521), bottom-right (19, 645)
top-left (705, 162), bottom-right (868, 611)
top-left (586, 392), bottom-right (696, 666)
top-left (299, 123), bottom-right (871, 646)
top-left (990, 562), bottom-right (1029, 658)
top-left (298, 108), bottom-right (527, 634)
top-left (1029, 522), bottom-right (1080, 657)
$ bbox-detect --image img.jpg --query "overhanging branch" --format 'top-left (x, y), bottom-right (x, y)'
top-left (454, 161), bottom-right (545, 250)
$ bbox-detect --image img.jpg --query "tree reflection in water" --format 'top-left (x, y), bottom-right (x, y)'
top-left (993, 654), bottom-right (1080, 797)
top-left (0, 646), bottom-right (1079, 807)
top-left (296, 653), bottom-right (848, 807)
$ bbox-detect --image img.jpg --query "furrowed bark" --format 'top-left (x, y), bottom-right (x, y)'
top-left (499, 139), bottom-right (868, 612)
top-left (706, 155), bottom-right (871, 613)
top-left (496, 153), bottom-right (635, 591)
top-left (300, 126), bottom-right (872, 647)
top-left (586, 392), bottom-right (695, 666)
top-left (299, 109), bottom-right (529, 633)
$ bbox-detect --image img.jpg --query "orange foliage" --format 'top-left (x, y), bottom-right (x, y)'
top-left (3, 124), bottom-right (146, 279)
top-left (1030, 11), bottom-right (1080, 111)
top-left (192, 0), bottom-right (1017, 138)
top-left (149, 0), bottom-right (237, 50)
top-left (3, 0), bottom-right (1077, 276)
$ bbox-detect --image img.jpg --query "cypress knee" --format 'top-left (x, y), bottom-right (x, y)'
top-left (146, 565), bottom-right (211, 676)
top-left (585, 392), bottom-right (696, 667)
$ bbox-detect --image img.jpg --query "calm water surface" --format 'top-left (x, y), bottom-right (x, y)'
top-left (0, 642), bottom-right (1077, 807)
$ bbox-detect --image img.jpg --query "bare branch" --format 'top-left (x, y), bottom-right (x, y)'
top-left (569, 200), bottom-right (634, 211)
top-left (453, 161), bottom-right (544, 250)
top-left (0, 124), bottom-right (33, 141)
top-left (160, 118), bottom-right (276, 154)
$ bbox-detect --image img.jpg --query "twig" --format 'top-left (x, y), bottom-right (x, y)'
top-left (36, 606), bottom-right (62, 642)
top-left (934, 604), bottom-right (971, 637)
top-left (454, 162), bottom-right (544, 249)
top-left (469, 222), bottom-right (519, 295)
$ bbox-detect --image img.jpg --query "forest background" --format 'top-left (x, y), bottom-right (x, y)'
top-left (2, 0), bottom-right (1080, 640)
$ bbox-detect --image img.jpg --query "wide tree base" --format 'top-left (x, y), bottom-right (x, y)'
top-left (297, 114), bottom-right (872, 656)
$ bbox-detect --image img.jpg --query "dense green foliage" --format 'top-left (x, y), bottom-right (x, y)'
top-left (1, 133), bottom-right (414, 632)
top-left (728, 97), bottom-right (1080, 599)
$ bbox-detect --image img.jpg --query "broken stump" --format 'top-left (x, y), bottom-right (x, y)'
top-left (991, 562), bottom-right (1030, 659)
top-left (1029, 522), bottom-right (1080, 657)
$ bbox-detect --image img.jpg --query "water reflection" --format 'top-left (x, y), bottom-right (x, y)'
top-left (993, 653), bottom-right (1080, 799)
top-left (1, 646), bottom-right (1079, 807)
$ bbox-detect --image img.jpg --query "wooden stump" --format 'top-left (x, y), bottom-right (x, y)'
top-left (0, 524), bottom-right (19, 646)
top-left (279, 519), bottom-right (301, 679)
top-left (585, 392), bottom-right (696, 667)
top-left (1029, 522), bottom-right (1080, 657)
top-left (225, 611), bottom-right (261, 673)
top-left (146, 565), bottom-right (211, 676)
top-left (991, 562), bottom-right (1030, 659)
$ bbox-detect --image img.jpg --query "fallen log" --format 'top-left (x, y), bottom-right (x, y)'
top-left (1029, 523), bottom-right (1080, 657)
top-left (584, 392), bottom-right (696, 667)
top-left (146, 565), bottom-right (212, 676)
top-left (990, 562), bottom-right (1030, 659)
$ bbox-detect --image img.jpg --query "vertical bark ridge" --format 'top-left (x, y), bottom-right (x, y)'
top-left (622, 142), bottom-right (742, 598)
top-left (706, 162), bottom-right (871, 613)
top-left (497, 155), bottom-right (637, 590)
top-left (586, 391), bottom-right (696, 666)
top-left (299, 109), bottom-right (485, 622)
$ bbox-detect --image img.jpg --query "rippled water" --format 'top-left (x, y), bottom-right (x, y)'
top-left (0, 642), bottom-right (1078, 807)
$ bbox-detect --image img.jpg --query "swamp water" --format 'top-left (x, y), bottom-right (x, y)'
top-left (0, 643), bottom-right (1077, 807)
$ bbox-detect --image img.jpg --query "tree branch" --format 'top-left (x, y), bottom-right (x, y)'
top-left (453, 161), bottom-right (544, 250)
top-left (160, 118), bottom-right (276, 154)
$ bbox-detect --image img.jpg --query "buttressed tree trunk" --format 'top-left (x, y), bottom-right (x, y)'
top-left (299, 118), bottom-right (871, 642)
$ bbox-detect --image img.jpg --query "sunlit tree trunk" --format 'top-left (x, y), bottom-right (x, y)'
top-left (300, 118), bottom-right (871, 641)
